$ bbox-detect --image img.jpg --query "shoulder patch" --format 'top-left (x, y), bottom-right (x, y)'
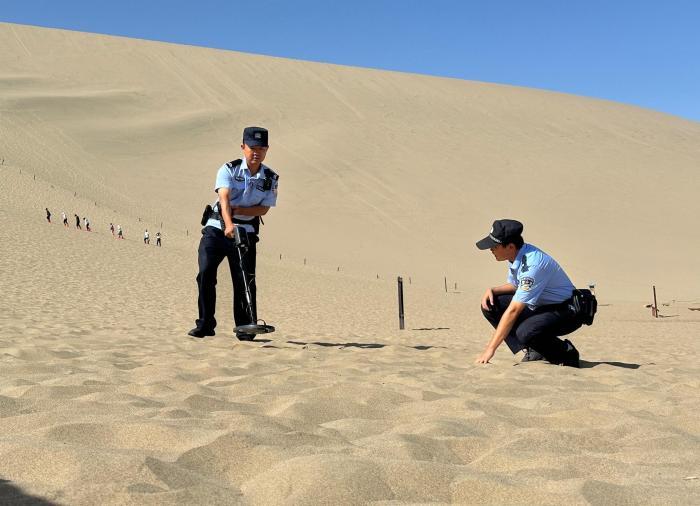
top-left (226, 159), bottom-right (243, 169)
top-left (520, 277), bottom-right (535, 291)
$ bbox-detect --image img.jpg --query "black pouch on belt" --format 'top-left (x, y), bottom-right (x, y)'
top-left (200, 204), bottom-right (213, 226)
top-left (572, 289), bottom-right (597, 325)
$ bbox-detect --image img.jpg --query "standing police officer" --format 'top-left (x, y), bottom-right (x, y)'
top-left (474, 219), bottom-right (581, 367)
top-left (189, 126), bottom-right (279, 340)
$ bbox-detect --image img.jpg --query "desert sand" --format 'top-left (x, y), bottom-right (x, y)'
top-left (1, 22), bottom-right (699, 505)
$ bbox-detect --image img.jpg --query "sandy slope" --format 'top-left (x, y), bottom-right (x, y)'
top-left (2, 22), bottom-right (700, 298)
top-left (1, 22), bottom-right (699, 505)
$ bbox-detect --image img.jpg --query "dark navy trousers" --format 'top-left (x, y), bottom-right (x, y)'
top-left (482, 294), bottom-right (582, 364)
top-left (195, 226), bottom-right (257, 332)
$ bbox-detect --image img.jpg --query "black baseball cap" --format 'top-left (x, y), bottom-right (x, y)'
top-left (476, 219), bottom-right (523, 250)
top-left (242, 126), bottom-right (268, 147)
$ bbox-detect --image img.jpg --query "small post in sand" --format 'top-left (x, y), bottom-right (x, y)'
top-left (397, 276), bottom-right (405, 330)
top-left (652, 285), bottom-right (659, 318)
top-left (444, 276), bottom-right (447, 293)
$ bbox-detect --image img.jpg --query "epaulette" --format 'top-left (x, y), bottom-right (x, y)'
top-left (265, 167), bottom-right (279, 181)
top-left (226, 159), bottom-right (243, 169)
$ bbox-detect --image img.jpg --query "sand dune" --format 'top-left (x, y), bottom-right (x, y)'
top-left (2, 22), bottom-right (700, 297)
top-left (1, 22), bottom-right (699, 505)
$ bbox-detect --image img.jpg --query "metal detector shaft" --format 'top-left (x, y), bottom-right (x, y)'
top-left (234, 228), bottom-right (256, 324)
top-left (239, 253), bottom-right (255, 323)
top-left (232, 226), bottom-right (275, 336)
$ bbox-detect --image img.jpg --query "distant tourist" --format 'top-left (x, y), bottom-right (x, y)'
top-left (45, 208), bottom-right (51, 223)
top-left (83, 217), bottom-right (91, 232)
top-left (109, 223), bottom-right (115, 236)
top-left (156, 231), bottom-right (161, 247)
top-left (144, 229), bottom-right (150, 245)
top-left (117, 224), bottom-right (123, 239)
top-left (62, 211), bottom-right (68, 227)
top-left (74, 214), bottom-right (81, 230)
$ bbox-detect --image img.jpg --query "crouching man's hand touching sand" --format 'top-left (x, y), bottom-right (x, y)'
top-left (476, 287), bottom-right (525, 364)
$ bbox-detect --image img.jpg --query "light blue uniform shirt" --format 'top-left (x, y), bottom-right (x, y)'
top-left (507, 243), bottom-right (575, 309)
top-left (205, 158), bottom-right (278, 233)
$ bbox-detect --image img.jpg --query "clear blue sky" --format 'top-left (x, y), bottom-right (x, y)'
top-left (2, 0), bottom-right (699, 122)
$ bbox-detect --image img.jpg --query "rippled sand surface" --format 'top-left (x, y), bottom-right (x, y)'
top-left (2, 189), bottom-right (699, 503)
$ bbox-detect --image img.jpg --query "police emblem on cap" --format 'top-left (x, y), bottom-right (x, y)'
top-left (242, 126), bottom-right (269, 147)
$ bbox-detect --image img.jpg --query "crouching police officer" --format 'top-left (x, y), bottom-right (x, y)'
top-left (474, 219), bottom-right (581, 367)
top-left (189, 126), bottom-right (279, 341)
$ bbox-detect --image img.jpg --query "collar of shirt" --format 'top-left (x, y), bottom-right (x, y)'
top-left (509, 243), bottom-right (533, 273)
top-left (239, 158), bottom-right (266, 180)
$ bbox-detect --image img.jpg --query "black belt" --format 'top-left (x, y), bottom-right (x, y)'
top-left (210, 211), bottom-right (260, 233)
top-left (534, 298), bottom-right (573, 313)
top-left (210, 211), bottom-right (254, 223)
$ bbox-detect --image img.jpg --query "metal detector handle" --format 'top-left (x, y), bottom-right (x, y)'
top-left (234, 226), bottom-right (250, 248)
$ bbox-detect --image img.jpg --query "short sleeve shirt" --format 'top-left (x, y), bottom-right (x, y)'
top-left (507, 243), bottom-right (575, 309)
top-left (205, 158), bottom-right (279, 232)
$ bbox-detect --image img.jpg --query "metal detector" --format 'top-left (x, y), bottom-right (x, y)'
top-left (233, 227), bottom-right (275, 337)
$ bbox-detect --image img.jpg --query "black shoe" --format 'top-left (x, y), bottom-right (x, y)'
top-left (236, 333), bottom-right (256, 341)
top-left (561, 339), bottom-right (580, 368)
top-left (521, 347), bottom-right (544, 362)
top-left (188, 327), bottom-right (215, 338)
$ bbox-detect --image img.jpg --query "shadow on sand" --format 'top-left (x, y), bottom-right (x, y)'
top-left (579, 360), bottom-right (641, 369)
top-left (286, 340), bottom-right (445, 351)
top-left (287, 340), bottom-right (385, 349)
top-left (0, 479), bottom-right (58, 505)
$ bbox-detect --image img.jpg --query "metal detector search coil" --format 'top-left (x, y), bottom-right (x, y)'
top-left (235, 321), bottom-right (276, 335)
